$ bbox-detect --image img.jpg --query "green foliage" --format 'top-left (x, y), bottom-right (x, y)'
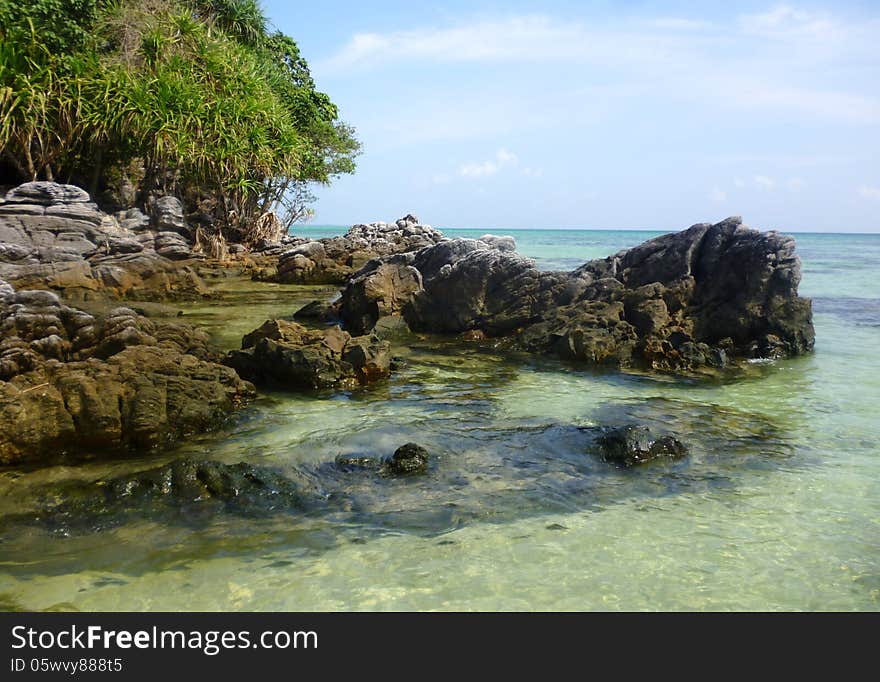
top-left (0, 0), bottom-right (102, 55)
top-left (0, 0), bottom-right (359, 233)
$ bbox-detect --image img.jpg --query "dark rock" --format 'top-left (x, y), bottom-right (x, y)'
top-left (29, 459), bottom-right (317, 530)
top-left (334, 455), bottom-right (381, 472)
top-left (596, 425), bottom-right (687, 466)
top-left (383, 443), bottom-right (430, 475)
top-left (293, 298), bottom-right (340, 323)
top-left (340, 261), bottom-right (423, 335)
top-left (225, 319), bottom-right (391, 389)
top-left (336, 217), bottom-right (814, 372)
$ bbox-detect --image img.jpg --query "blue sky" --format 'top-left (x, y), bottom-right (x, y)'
top-left (263, 1), bottom-right (880, 232)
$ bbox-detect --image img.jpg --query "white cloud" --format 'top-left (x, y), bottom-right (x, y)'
top-left (318, 12), bottom-right (880, 127)
top-left (521, 167), bottom-right (544, 178)
top-left (754, 175), bottom-right (776, 190)
top-left (496, 148), bottom-right (517, 165)
top-left (858, 185), bottom-right (880, 200)
top-left (733, 177), bottom-right (746, 188)
top-left (739, 5), bottom-right (836, 39)
top-left (710, 187), bottom-right (727, 202)
top-left (458, 148), bottom-right (518, 179)
top-left (321, 16), bottom-right (588, 70)
top-left (650, 18), bottom-right (715, 31)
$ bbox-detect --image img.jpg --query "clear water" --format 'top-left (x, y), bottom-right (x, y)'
top-left (0, 229), bottom-right (877, 612)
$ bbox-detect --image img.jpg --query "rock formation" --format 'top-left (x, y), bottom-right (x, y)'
top-left (265, 214), bottom-right (444, 284)
top-left (0, 278), bottom-right (254, 465)
top-left (337, 217), bottom-right (814, 372)
top-left (224, 319), bottom-right (391, 389)
top-left (0, 181), bottom-right (215, 300)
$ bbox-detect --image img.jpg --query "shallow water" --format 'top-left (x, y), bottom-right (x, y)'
top-left (1, 229), bottom-right (878, 611)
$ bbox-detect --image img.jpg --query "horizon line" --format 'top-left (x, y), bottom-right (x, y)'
top-left (298, 224), bottom-right (880, 235)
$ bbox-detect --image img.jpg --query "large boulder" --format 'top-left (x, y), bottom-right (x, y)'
top-left (340, 261), bottom-right (423, 335)
top-left (225, 319), bottom-right (391, 389)
top-left (337, 217), bottom-right (815, 372)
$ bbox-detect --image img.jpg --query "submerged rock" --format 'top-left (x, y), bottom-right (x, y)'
top-left (384, 443), bottom-right (430, 475)
top-left (596, 425), bottom-right (687, 466)
top-left (27, 459), bottom-right (318, 531)
top-left (333, 443), bottom-right (431, 476)
top-left (337, 217), bottom-right (815, 372)
top-left (225, 319), bottom-right (391, 389)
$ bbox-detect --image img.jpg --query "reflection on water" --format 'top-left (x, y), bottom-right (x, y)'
top-left (0, 232), bottom-right (878, 611)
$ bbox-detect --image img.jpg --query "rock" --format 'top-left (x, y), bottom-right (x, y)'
top-left (333, 442), bottom-right (430, 476)
top-left (395, 214), bottom-right (419, 228)
top-left (340, 261), bottom-right (423, 335)
top-left (293, 299), bottom-right (340, 323)
top-left (27, 459), bottom-right (317, 530)
top-left (270, 215), bottom-right (444, 284)
top-left (151, 195), bottom-right (190, 238)
top-left (334, 455), bottom-right (381, 472)
top-left (371, 315), bottom-right (414, 341)
top-left (336, 217), bottom-right (815, 372)
top-left (0, 278), bottom-right (254, 465)
top-left (154, 231), bottom-right (195, 261)
top-left (225, 319), bottom-right (391, 389)
top-left (44, 202), bottom-right (104, 225)
top-left (0, 182), bottom-right (208, 301)
top-left (118, 208), bottom-right (150, 232)
top-left (4, 182), bottom-right (91, 205)
top-left (596, 425), bottom-right (687, 466)
top-left (383, 443), bottom-right (430, 475)
top-left (403, 238), bottom-right (568, 336)
top-left (479, 234), bottom-right (517, 252)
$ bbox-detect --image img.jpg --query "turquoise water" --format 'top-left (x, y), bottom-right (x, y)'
top-left (0, 229), bottom-right (877, 611)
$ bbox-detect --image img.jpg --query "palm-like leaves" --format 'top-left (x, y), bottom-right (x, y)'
top-left (0, 0), bottom-right (358, 232)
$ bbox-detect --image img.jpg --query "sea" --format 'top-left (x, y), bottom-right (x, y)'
top-left (0, 227), bottom-right (877, 611)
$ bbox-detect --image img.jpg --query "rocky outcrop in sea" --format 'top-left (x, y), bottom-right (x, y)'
top-left (336, 217), bottom-right (815, 372)
top-left (259, 214), bottom-right (444, 284)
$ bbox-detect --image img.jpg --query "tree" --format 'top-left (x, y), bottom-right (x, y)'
top-left (0, 0), bottom-right (359, 239)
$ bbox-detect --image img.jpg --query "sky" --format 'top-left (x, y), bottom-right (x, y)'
top-left (262, 1), bottom-right (880, 232)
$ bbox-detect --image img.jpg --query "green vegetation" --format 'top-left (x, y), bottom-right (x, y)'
top-left (0, 0), bottom-right (359, 239)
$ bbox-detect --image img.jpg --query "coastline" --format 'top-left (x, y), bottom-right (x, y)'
top-left (0, 183), bottom-right (877, 611)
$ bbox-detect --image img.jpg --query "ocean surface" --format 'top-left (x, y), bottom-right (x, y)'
top-left (0, 228), bottom-right (878, 611)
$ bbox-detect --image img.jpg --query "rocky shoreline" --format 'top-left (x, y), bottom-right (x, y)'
top-left (0, 181), bottom-right (814, 475)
